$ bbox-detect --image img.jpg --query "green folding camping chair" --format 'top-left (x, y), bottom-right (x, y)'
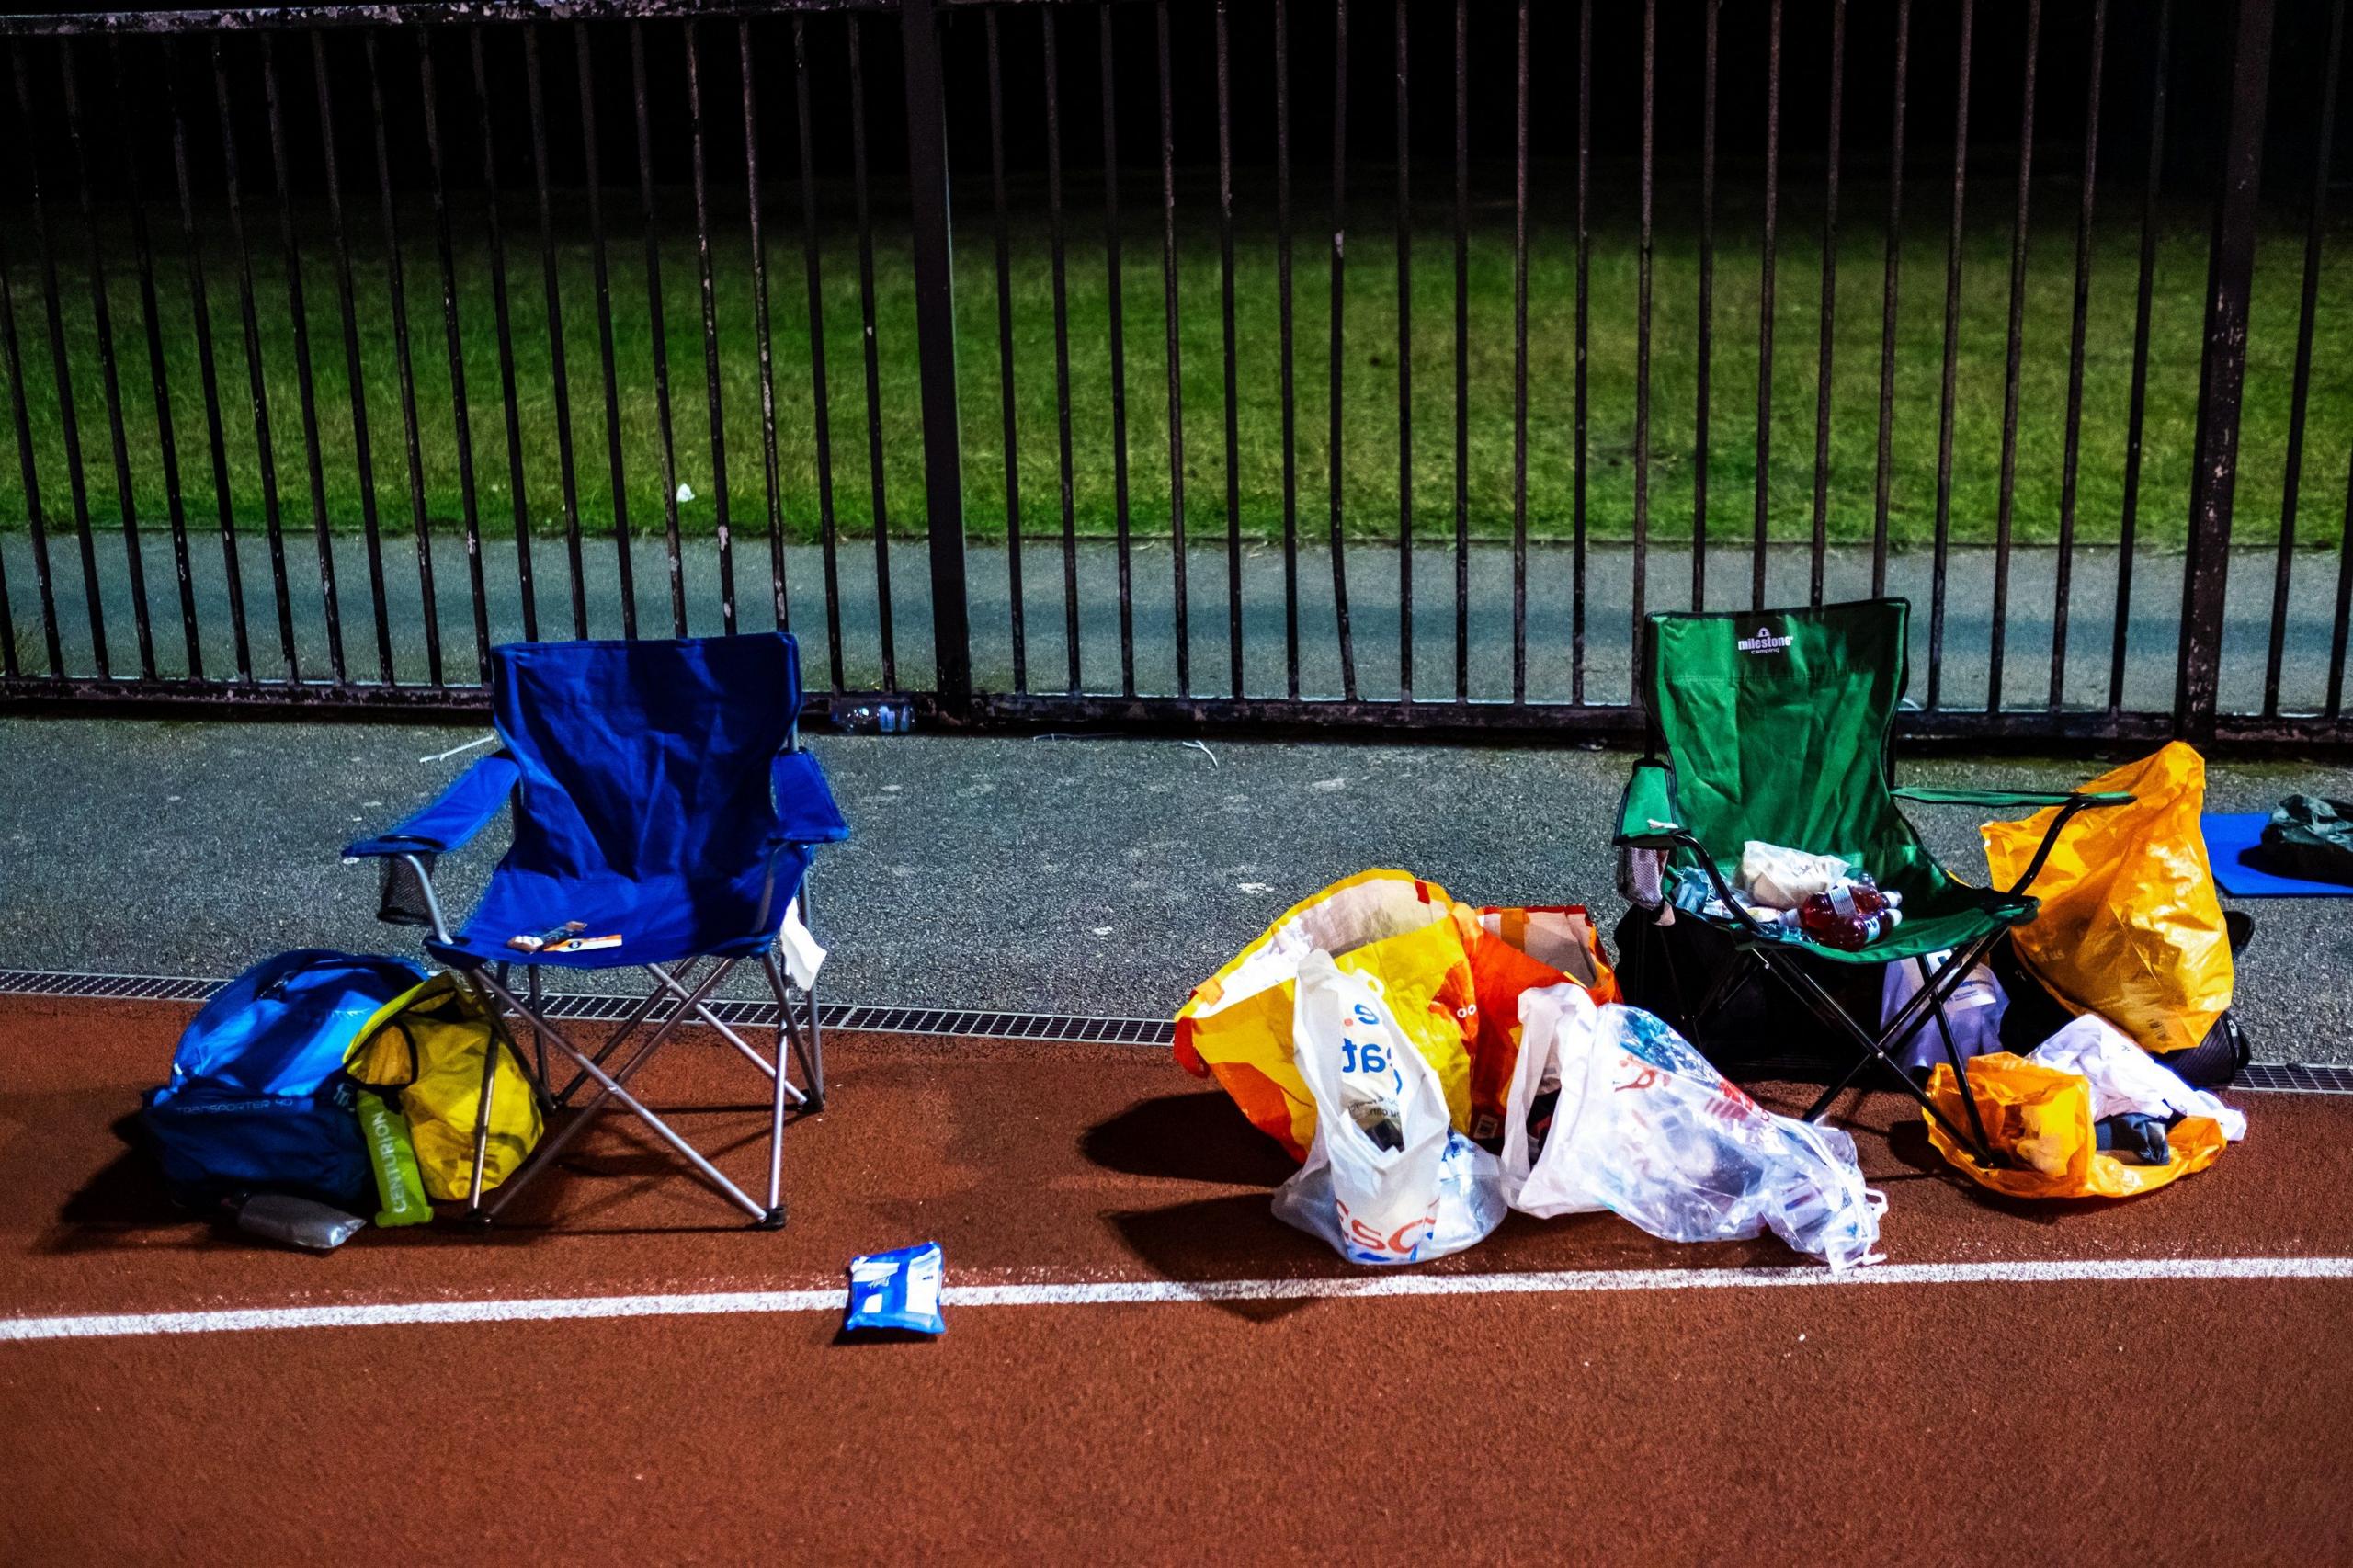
top-left (1613, 598), bottom-right (2131, 1162)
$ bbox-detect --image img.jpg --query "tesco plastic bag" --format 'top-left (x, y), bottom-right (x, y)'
top-left (1502, 986), bottom-right (1888, 1271)
top-left (1272, 952), bottom-right (1506, 1266)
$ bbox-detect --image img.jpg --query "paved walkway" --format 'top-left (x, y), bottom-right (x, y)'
top-left (1, 717), bottom-right (2347, 1060)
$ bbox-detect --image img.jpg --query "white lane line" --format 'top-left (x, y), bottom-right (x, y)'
top-left (6, 1254), bottom-right (2350, 1343)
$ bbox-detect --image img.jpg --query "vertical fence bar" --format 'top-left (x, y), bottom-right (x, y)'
top-left (1043, 10), bottom-right (1081, 694)
top-left (741, 18), bottom-right (788, 634)
top-left (1926, 0), bottom-right (1973, 713)
top-left (1393, 0), bottom-right (1412, 708)
top-left (365, 32), bottom-right (438, 686)
top-left (1749, 0), bottom-right (1780, 614)
top-left (576, 25), bottom-right (638, 643)
top-left (2110, 0), bottom-right (2169, 718)
top-left (1808, 0), bottom-right (1845, 609)
top-left (524, 26), bottom-right (587, 641)
top-left (900, 0), bottom-right (969, 710)
top-left (847, 15), bottom-right (896, 689)
top-left (1987, 0), bottom-right (2040, 713)
top-left (1217, 0), bottom-right (1244, 698)
top-left (2051, 0), bottom-right (2107, 712)
top-left (2264, 0), bottom-right (2342, 717)
top-left (683, 19), bottom-right (733, 635)
top-left (791, 17), bottom-right (843, 688)
top-left (310, 31), bottom-right (394, 684)
top-left (632, 21), bottom-right (688, 638)
top-left (1631, 0), bottom-right (1654, 653)
top-left (2334, 450), bottom-right (2353, 717)
top-left (1155, 0), bottom-right (1189, 698)
top-left (1694, 0), bottom-right (1717, 614)
top-left (169, 44), bottom-right (247, 684)
top-left (1328, 0), bottom-right (1358, 703)
top-left (1451, 0), bottom-right (1468, 702)
top-left (417, 31), bottom-right (488, 679)
top-left (262, 36), bottom-right (346, 683)
top-left (1518, 0), bottom-right (1535, 704)
top-left (469, 28), bottom-right (537, 646)
top-left (1097, 6), bottom-right (1134, 695)
top-left (1566, 0), bottom-right (1586, 700)
top-left (0, 158), bottom-right (61, 676)
top-left (1276, 0), bottom-right (1301, 700)
top-left (63, 40), bottom-right (157, 680)
top-left (1871, 0), bottom-right (1910, 602)
top-left (984, 8), bottom-right (1026, 689)
top-left (218, 38), bottom-right (300, 680)
top-left (2177, 0), bottom-right (2276, 743)
top-left (22, 43), bottom-right (115, 678)
top-left (111, 39), bottom-right (201, 677)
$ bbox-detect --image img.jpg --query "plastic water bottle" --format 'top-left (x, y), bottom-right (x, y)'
top-left (831, 699), bottom-right (915, 735)
top-left (1796, 876), bottom-right (1904, 951)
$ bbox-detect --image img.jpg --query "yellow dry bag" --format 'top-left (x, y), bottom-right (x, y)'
top-left (347, 973), bottom-right (543, 1201)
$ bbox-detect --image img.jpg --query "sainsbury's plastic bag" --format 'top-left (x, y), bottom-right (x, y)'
top-left (2027, 1015), bottom-right (2246, 1142)
top-left (1981, 743), bottom-right (2232, 1057)
top-left (1272, 952), bottom-right (1506, 1266)
top-left (1502, 986), bottom-right (1888, 1270)
top-left (1924, 1050), bottom-right (2229, 1200)
top-left (1176, 870), bottom-right (1481, 1162)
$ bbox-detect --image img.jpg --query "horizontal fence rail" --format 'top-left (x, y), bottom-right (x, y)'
top-left (0, 0), bottom-right (2347, 752)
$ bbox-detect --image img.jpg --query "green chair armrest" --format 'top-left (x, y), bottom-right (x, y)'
top-left (1893, 786), bottom-right (2134, 812)
top-left (1616, 760), bottom-right (1684, 847)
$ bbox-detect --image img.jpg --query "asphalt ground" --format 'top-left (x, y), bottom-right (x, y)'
top-left (2, 717), bottom-right (2348, 1061)
top-left (2, 997), bottom-right (2347, 1563)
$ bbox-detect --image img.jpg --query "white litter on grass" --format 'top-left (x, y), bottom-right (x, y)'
top-left (419, 733), bottom-right (498, 765)
top-left (7, 1256), bottom-right (2349, 1343)
top-left (676, 483), bottom-right (697, 504)
top-left (1238, 882), bottom-right (1276, 894)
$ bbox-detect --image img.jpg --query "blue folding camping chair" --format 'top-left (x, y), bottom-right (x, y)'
top-left (344, 633), bottom-right (849, 1228)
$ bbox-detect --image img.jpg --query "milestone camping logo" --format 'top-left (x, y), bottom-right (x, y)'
top-left (1736, 624), bottom-right (1792, 655)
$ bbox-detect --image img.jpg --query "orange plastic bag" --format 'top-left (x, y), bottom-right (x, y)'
top-left (1451, 905), bottom-right (1620, 1141)
top-left (1924, 1052), bottom-right (2226, 1200)
top-left (1175, 871), bottom-right (1479, 1163)
top-left (1981, 742), bottom-right (2233, 1056)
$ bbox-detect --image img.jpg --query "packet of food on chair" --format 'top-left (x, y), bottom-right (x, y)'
top-left (845, 1242), bottom-right (947, 1335)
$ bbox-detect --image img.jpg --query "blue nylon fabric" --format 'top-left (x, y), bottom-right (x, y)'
top-left (422, 633), bottom-right (840, 971)
top-left (344, 755), bottom-right (520, 858)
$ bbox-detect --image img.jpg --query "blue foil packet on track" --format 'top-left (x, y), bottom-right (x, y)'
top-left (844, 1242), bottom-right (947, 1335)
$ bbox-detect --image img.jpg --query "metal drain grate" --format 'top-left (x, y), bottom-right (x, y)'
top-left (0, 968), bottom-right (1175, 1048)
top-left (4, 969), bottom-right (2347, 1083)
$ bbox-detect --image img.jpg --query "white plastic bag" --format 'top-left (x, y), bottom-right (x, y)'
top-left (1879, 949), bottom-right (2008, 1072)
top-left (2028, 1014), bottom-right (2247, 1142)
top-left (1503, 987), bottom-right (1889, 1271)
top-left (1738, 841), bottom-right (1851, 908)
top-left (1272, 952), bottom-right (1506, 1266)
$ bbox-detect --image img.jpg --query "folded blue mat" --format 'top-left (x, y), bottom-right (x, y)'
top-left (2203, 812), bottom-right (2353, 897)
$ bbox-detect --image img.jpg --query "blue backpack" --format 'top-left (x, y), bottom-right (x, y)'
top-left (143, 949), bottom-right (427, 1210)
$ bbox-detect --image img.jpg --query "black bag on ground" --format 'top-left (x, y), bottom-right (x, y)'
top-left (2245, 795), bottom-right (2353, 888)
top-left (1985, 929), bottom-right (2252, 1089)
top-left (1610, 904), bottom-right (1890, 1083)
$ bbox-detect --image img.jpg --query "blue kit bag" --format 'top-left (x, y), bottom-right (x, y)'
top-left (142, 949), bottom-right (426, 1210)
top-left (844, 1242), bottom-right (947, 1335)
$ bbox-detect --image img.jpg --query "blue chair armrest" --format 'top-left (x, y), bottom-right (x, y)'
top-left (345, 754), bottom-right (520, 858)
top-left (769, 749), bottom-right (850, 846)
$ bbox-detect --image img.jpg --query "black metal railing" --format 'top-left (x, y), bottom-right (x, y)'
top-left (0, 0), bottom-right (2347, 752)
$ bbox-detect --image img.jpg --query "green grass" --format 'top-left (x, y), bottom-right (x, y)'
top-left (4, 183), bottom-right (2347, 551)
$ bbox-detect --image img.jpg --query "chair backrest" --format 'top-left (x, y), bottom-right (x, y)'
top-left (490, 634), bottom-right (801, 886)
top-left (1643, 598), bottom-right (1938, 892)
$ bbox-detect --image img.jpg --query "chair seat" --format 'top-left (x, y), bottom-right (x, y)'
top-left (430, 846), bottom-right (812, 971)
top-left (1701, 875), bottom-right (2034, 966)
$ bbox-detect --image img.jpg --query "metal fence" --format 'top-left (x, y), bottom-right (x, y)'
top-left (0, 0), bottom-right (2347, 750)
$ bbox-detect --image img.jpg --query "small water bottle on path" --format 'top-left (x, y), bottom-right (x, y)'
top-left (830, 698), bottom-right (915, 735)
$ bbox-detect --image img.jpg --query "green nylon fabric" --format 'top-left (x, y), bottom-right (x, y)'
top-left (1640, 598), bottom-right (2031, 966)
